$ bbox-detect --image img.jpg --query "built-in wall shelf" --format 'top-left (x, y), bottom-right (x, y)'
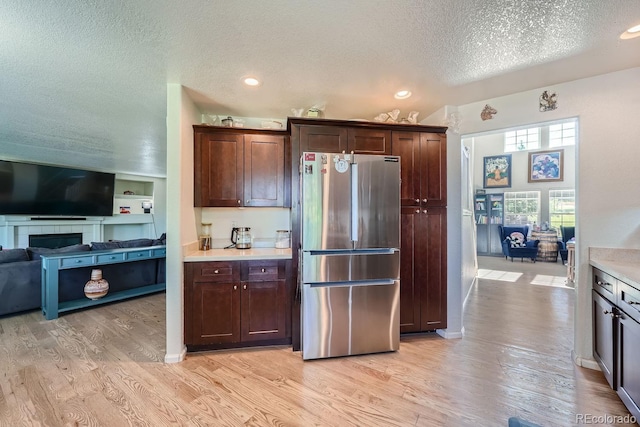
top-left (113, 176), bottom-right (155, 215)
top-left (114, 179), bottom-right (154, 199)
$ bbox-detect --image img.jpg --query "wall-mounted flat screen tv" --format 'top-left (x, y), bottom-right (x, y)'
top-left (0, 160), bottom-right (115, 217)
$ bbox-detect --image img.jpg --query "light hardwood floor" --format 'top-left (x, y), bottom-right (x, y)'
top-left (0, 258), bottom-right (635, 427)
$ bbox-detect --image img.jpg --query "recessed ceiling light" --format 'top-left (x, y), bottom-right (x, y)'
top-left (394, 90), bottom-right (412, 100)
top-left (243, 76), bottom-right (261, 86)
top-left (620, 24), bottom-right (640, 39)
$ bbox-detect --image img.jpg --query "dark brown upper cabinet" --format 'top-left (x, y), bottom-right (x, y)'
top-left (392, 131), bottom-right (447, 207)
top-left (194, 126), bottom-right (289, 207)
top-left (297, 123), bottom-right (391, 155)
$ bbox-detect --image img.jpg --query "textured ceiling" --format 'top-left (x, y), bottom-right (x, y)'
top-left (1, 0), bottom-right (639, 177)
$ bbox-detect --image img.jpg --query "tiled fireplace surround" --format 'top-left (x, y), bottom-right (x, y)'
top-left (0, 216), bottom-right (155, 249)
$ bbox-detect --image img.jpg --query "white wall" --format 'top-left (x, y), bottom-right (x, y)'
top-left (164, 84), bottom-right (200, 363)
top-left (199, 208), bottom-right (290, 248)
top-left (457, 66), bottom-right (640, 367)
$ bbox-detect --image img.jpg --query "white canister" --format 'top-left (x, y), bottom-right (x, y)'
top-left (275, 230), bottom-right (290, 248)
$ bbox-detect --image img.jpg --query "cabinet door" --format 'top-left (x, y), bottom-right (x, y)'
top-left (244, 134), bottom-right (285, 207)
top-left (418, 207), bottom-right (447, 330)
top-left (348, 128), bottom-right (391, 155)
top-left (185, 262), bottom-right (240, 346)
top-left (400, 207), bottom-right (447, 333)
top-left (299, 125), bottom-right (348, 153)
top-left (189, 281), bottom-right (241, 345)
top-left (488, 224), bottom-right (504, 256)
top-left (592, 290), bottom-right (616, 389)
top-left (399, 207), bottom-right (422, 333)
top-left (476, 224), bottom-right (490, 255)
top-left (618, 309), bottom-right (640, 419)
top-left (194, 132), bottom-right (244, 207)
top-left (419, 133), bottom-right (447, 207)
top-left (240, 279), bottom-right (287, 342)
top-left (392, 132), bottom-right (421, 206)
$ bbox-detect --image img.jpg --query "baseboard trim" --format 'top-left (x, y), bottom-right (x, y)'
top-left (437, 327), bottom-right (464, 339)
top-left (164, 346), bottom-right (187, 364)
top-left (572, 350), bottom-right (600, 371)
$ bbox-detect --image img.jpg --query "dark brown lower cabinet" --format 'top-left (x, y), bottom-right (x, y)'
top-left (592, 267), bottom-right (640, 419)
top-left (400, 206), bottom-right (447, 333)
top-left (618, 309), bottom-right (640, 418)
top-left (185, 260), bottom-right (290, 349)
top-left (592, 289), bottom-right (615, 388)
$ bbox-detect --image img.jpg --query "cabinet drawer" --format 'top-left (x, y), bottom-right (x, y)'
top-left (593, 268), bottom-right (616, 301)
top-left (152, 248), bottom-right (167, 257)
top-left (96, 253), bottom-right (126, 263)
top-left (60, 255), bottom-right (93, 268)
top-left (192, 261), bottom-right (237, 283)
top-left (126, 250), bottom-right (151, 261)
top-left (244, 260), bottom-right (280, 281)
top-left (619, 280), bottom-right (640, 323)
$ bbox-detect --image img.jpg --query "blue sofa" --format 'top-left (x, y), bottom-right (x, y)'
top-left (499, 225), bottom-right (540, 262)
top-left (0, 236), bottom-right (165, 317)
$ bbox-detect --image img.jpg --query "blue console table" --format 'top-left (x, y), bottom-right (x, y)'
top-left (41, 246), bottom-right (166, 320)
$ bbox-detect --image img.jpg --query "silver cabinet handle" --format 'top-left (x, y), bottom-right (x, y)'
top-left (414, 198), bottom-right (420, 203)
top-left (261, 268), bottom-right (266, 273)
top-left (246, 200), bottom-right (250, 204)
top-left (422, 198), bottom-right (427, 203)
top-left (423, 210), bottom-right (428, 214)
top-left (233, 285), bottom-right (237, 290)
top-left (628, 301), bottom-right (640, 305)
top-left (415, 209), bottom-right (420, 213)
top-left (237, 200), bottom-right (241, 204)
top-left (597, 280), bottom-right (612, 287)
top-left (214, 269), bottom-right (219, 274)
top-left (243, 284), bottom-right (247, 290)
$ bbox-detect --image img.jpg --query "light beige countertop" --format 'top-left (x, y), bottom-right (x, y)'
top-left (184, 247), bottom-right (292, 262)
top-left (589, 247), bottom-right (640, 288)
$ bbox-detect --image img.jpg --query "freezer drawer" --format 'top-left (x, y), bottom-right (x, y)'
top-left (302, 249), bottom-right (399, 283)
top-left (301, 280), bottom-right (400, 360)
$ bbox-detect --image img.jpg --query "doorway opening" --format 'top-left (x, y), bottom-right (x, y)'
top-left (462, 117), bottom-right (577, 284)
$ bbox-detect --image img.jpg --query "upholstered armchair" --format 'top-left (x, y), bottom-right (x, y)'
top-left (558, 226), bottom-right (575, 264)
top-left (499, 225), bottom-right (540, 262)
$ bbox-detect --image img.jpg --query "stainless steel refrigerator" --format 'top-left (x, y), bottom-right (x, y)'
top-left (300, 152), bottom-right (401, 360)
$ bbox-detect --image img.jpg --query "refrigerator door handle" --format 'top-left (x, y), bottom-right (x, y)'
top-left (307, 248), bottom-right (397, 256)
top-left (351, 162), bottom-right (359, 242)
top-left (307, 279), bottom-right (396, 288)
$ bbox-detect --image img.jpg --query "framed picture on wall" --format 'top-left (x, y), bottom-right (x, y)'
top-left (528, 149), bottom-right (564, 182)
top-left (483, 154), bottom-right (512, 188)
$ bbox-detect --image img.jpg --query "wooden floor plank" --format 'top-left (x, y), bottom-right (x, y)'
top-left (0, 257), bottom-right (636, 426)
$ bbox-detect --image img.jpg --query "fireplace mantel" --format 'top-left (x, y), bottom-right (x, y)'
top-left (0, 215), bottom-right (155, 249)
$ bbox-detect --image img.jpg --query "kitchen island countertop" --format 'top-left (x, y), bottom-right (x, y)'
top-left (184, 247), bottom-right (292, 262)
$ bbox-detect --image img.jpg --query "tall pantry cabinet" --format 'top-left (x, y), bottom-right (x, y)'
top-left (392, 131), bottom-right (447, 333)
top-left (288, 118), bottom-right (448, 350)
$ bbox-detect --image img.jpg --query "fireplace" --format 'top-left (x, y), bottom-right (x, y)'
top-left (29, 233), bottom-right (83, 249)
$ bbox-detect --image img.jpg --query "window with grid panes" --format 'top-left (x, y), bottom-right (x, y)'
top-left (504, 191), bottom-right (540, 226)
top-left (549, 120), bottom-right (576, 147)
top-left (549, 189), bottom-right (575, 231)
top-left (505, 127), bottom-right (540, 152)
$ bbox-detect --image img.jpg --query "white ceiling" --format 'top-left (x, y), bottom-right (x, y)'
top-left (2, 0), bottom-right (639, 177)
